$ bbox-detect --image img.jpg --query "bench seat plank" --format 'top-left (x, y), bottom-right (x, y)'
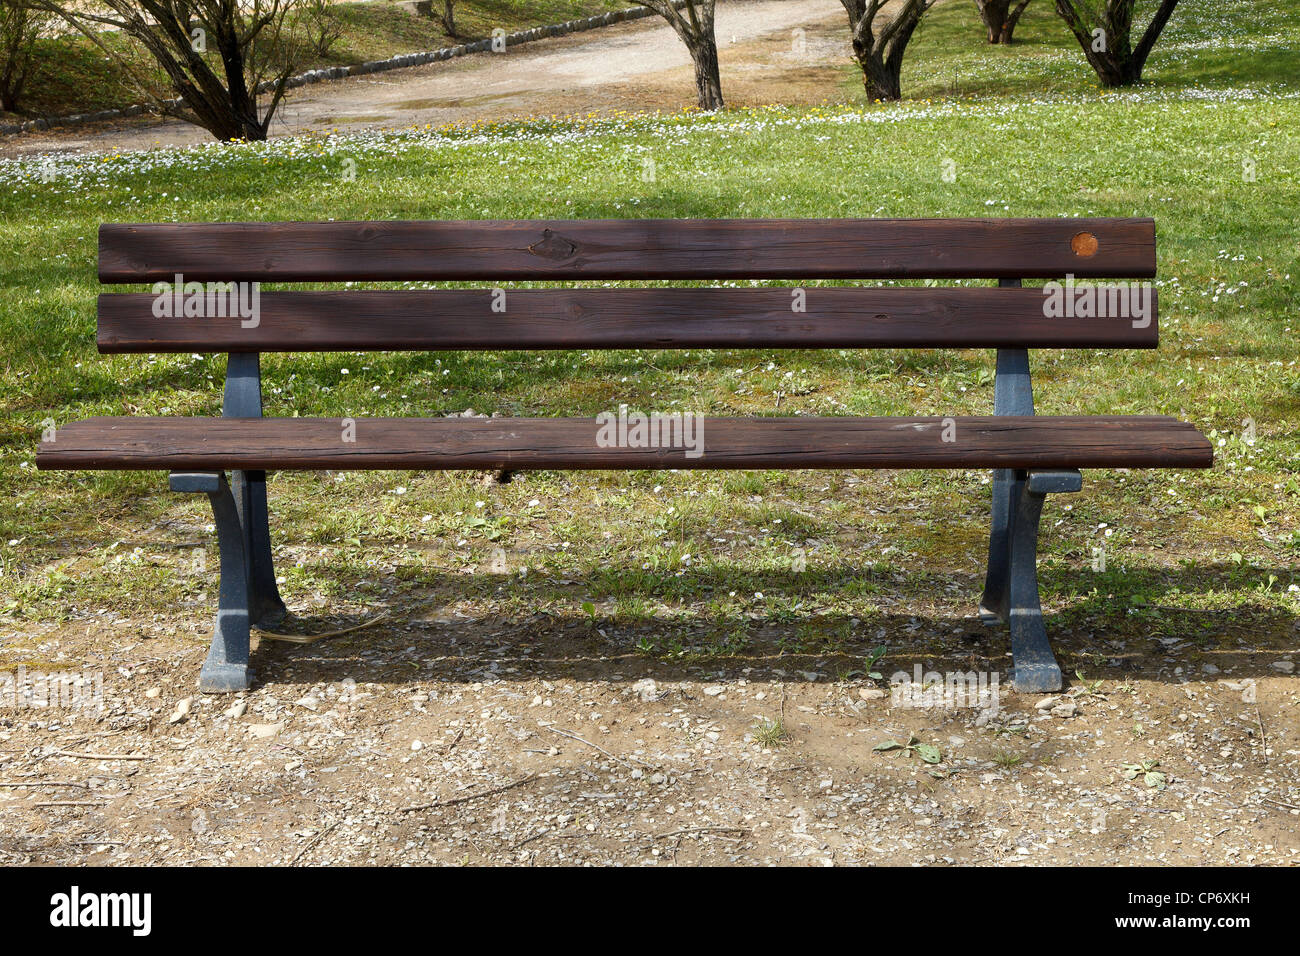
top-left (98, 287), bottom-right (1159, 353)
top-left (38, 416), bottom-right (1213, 471)
top-left (98, 218), bottom-right (1157, 282)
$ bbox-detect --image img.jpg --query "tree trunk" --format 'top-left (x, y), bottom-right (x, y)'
top-left (1093, 54), bottom-right (1142, 86)
top-left (976, 0), bottom-right (1032, 44)
top-left (173, 73), bottom-right (266, 140)
top-left (0, 64), bottom-right (21, 112)
top-left (438, 0), bottom-right (457, 38)
top-left (1, 4), bottom-right (37, 113)
top-left (643, 1), bottom-right (723, 111)
top-left (215, 32), bottom-right (268, 140)
top-left (976, 0), bottom-right (1008, 42)
top-left (688, 36), bottom-right (723, 110)
top-left (1055, 0), bottom-right (1179, 87)
top-left (858, 47), bottom-right (901, 100)
top-left (1084, 28), bottom-right (1139, 86)
top-left (844, 0), bottom-right (931, 102)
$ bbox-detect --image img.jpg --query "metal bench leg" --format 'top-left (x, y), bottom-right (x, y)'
top-left (1005, 470), bottom-right (1082, 693)
top-left (979, 466), bottom-right (1017, 624)
top-left (981, 336), bottom-right (1033, 624)
top-left (171, 472), bottom-right (253, 693)
top-left (224, 353), bottom-right (287, 629)
top-left (232, 469), bottom-right (287, 628)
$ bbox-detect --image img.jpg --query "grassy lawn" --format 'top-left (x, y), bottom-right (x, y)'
top-left (7, 0), bottom-right (633, 119)
top-left (895, 0), bottom-right (1300, 99)
top-left (0, 0), bottom-right (1297, 676)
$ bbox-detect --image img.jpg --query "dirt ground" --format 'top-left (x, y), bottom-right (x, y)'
top-left (2, 575), bottom-right (1296, 866)
top-left (1, 0), bottom-right (854, 158)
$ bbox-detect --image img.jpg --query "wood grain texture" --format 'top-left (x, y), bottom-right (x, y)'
top-left (97, 287), bottom-right (1159, 353)
top-left (37, 416), bottom-right (1213, 471)
top-left (98, 218), bottom-right (1158, 282)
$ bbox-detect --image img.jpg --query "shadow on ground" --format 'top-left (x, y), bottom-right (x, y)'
top-left (239, 561), bottom-right (1299, 690)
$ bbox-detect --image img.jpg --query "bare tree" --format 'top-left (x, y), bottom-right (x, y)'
top-left (33, 0), bottom-right (311, 140)
top-left (1054, 0), bottom-right (1180, 86)
top-left (302, 0), bottom-right (342, 57)
top-left (974, 0), bottom-right (1033, 43)
top-left (839, 0), bottom-right (935, 101)
top-left (641, 0), bottom-right (723, 110)
top-left (1, 0), bottom-right (51, 113)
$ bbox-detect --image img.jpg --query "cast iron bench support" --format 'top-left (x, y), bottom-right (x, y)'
top-left (977, 281), bottom-right (1078, 692)
top-left (978, 344), bottom-right (1081, 692)
top-left (980, 344), bottom-right (1033, 627)
top-left (981, 281), bottom-right (1033, 625)
top-left (169, 354), bottom-right (285, 693)
top-left (1004, 469), bottom-right (1083, 692)
top-left (169, 471), bottom-right (253, 692)
top-left (980, 468), bottom-right (1083, 692)
top-left (223, 353), bottom-right (286, 629)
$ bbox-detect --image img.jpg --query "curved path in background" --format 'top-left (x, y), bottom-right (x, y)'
top-left (5, 0), bottom-right (849, 156)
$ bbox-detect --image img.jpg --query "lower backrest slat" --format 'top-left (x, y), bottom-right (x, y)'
top-left (97, 287), bottom-right (1158, 353)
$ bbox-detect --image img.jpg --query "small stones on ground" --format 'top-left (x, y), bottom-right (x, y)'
top-left (225, 699), bottom-right (248, 719)
top-left (1035, 696), bottom-right (1059, 711)
top-left (1051, 702), bottom-right (1078, 719)
top-left (703, 685), bottom-right (724, 697)
top-left (1270, 660), bottom-right (1294, 674)
top-left (144, 687), bottom-right (161, 700)
top-left (633, 678), bottom-right (658, 702)
top-left (859, 687), bottom-right (887, 700)
top-left (168, 697), bottom-right (192, 724)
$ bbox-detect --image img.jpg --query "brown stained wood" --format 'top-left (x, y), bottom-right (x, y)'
top-left (98, 218), bottom-right (1158, 283)
top-left (96, 287), bottom-right (1159, 353)
top-left (37, 416), bottom-right (1213, 471)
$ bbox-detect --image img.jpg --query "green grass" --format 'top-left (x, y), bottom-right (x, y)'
top-left (753, 717), bottom-right (790, 749)
top-left (0, 0), bottom-right (1297, 672)
top-left (992, 748), bottom-right (1025, 768)
top-left (6, 0), bottom-right (632, 119)
top-left (893, 0), bottom-right (1300, 99)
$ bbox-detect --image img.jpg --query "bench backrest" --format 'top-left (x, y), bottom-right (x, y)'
top-left (95, 218), bottom-right (1158, 355)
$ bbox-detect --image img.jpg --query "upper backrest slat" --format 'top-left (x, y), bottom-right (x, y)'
top-left (98, 218), bottom-right (1157, 282)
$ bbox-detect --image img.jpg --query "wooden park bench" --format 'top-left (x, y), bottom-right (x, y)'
top-left (37, 218), bottom-right (1213, 695)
